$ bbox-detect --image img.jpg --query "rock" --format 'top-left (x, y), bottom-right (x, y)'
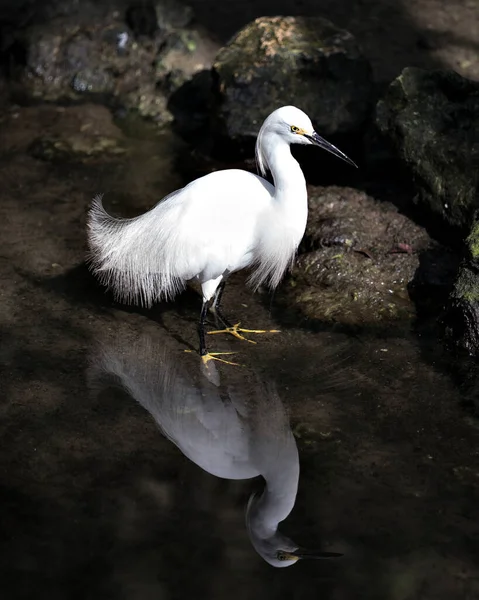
top-left (0, 103), bottom-right (126, 161)
top-left (280, 186), bottom-right (431, 328)
top-left (5, 0), bottom-right (217, 124)
top-left (71, 69), bottom-right (116, 96)
top-left (376, 67), bottom-right (479, 232)
top-left (444, 216), bottom-right (479, 354)
top-left (29, 134), bottom-right (126, 162)
top-left (212, 16), bottom-right (373, 144)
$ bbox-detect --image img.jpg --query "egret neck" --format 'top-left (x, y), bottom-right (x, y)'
top-left (262, 135), bottom-right (308, 239)
top-left (247, 443), bottom-right (300, 538)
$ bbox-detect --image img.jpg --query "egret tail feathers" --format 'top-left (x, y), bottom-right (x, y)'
top-left (87, 194), bottom-right (186, 307)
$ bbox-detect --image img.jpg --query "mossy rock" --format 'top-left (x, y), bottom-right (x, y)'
top-left (376, 67), bottom-right (479, 231)
top-left (213, 16), bottom-right (373, 143)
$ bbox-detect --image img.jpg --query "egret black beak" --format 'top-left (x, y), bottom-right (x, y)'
top-left (305, 131), bottom-right (357, 168)
top-left (279, 549), bottom-right (343, 561)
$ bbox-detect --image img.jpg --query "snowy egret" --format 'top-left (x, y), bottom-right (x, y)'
top-left (87, 106), bottom-right (356, 363)
top-left (91, 331), bottom-right (342, 566)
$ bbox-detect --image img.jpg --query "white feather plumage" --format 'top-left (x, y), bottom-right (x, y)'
top-left (87, 106), bottom-right (318, 308)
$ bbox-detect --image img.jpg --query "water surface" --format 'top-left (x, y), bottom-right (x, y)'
top-left (1, 105), bottom-right (478, 599)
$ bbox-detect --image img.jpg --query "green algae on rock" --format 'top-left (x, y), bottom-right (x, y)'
top-left (376, 67), bottom-right (479, 232)
top-left (213, 16), bottom-right (373, 143)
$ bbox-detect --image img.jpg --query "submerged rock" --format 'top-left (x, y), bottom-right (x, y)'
top-left (281, 186), bottom-right (431, 328)
top-left (0, 103), bottom-right (126, 161)
top-left (5, 0), bottom-right (217, 124)
top-left (213, 16), bottom-right (373, 144)
top-left (376, 68), bottom-right (479, 231)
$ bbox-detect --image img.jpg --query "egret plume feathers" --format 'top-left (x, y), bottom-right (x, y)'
top-left (87, 193), bottom-right (186, 306)
top-left (247, 213), bottom-right (298, 290)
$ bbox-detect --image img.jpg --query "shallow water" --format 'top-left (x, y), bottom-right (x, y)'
top-left (1, 105), bottom-right (479, 599)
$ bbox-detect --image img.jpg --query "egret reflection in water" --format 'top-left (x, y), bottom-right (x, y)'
top-left (90, 332), bottom-right (342, 567)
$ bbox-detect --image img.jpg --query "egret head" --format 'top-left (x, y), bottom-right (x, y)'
top-left (247, 524), bottom-right (343, 568)
top-left (249, 530), bottom-right (303, 568)
top-left (246, 491), bottom-right (343, 568)
top-left (257, 105), bottom-right (357, 175)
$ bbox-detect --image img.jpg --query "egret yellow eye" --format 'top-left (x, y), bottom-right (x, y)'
top-left (290, 125), bottom-right (300, 133)
top-left (277, 551), bottom-right (300, 563)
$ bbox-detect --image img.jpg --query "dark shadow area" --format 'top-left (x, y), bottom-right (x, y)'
top-left (408, 247), bottom-right (461, 338)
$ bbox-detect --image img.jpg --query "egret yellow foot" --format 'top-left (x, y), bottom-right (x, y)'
top-left (207, 322), bottom-right (280, 343)
top-left (201, 352), bottom-right (240, 366)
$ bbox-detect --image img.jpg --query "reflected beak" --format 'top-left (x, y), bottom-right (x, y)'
top-left (283, 548), bottom-right (344, 561)
top-left (305, 131), bottom-right (358, 168)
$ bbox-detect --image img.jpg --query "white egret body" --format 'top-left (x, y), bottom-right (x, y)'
top-left (87, 106), bottom-right (356, 360)
top-left (92, 332), bottom-right (342, 566)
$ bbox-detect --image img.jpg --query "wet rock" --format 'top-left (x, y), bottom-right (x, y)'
top-left (5, 0), bottom-right (217, 124)
top-left (29, 134), bottom-right (126, 162)
top-left (0, 103), bottom-right (126, 161)
top-left (71, 69), bottom-right (116, 96)
top-left (281, 186), bottom-right (431, 328)
top-left (376, 68), bottom-right (479, 232)
top-left (212, 16), bottom-right (373, 144)
top-left (444, 216), bottom-right (479, 354)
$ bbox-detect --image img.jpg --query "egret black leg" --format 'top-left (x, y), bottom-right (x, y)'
top-left (212, 281), bottom-right (233, 329)
top-left (197, 298), bottom-right (239, 365)
top-left (198, 300), bottom-right (210, 356)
